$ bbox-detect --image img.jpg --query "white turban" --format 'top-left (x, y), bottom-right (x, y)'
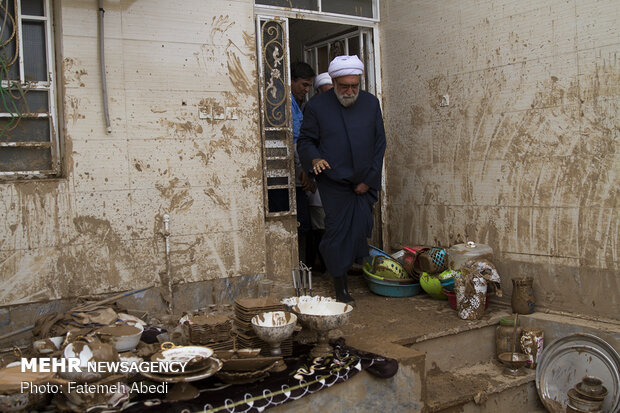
top-left (314, 72), bottom-right (332, 89)
top-left (328, 55), bottom-right (364, 78)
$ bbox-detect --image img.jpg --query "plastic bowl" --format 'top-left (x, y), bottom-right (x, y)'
top-left (363, 273), bottom-right (420, 297)
top-left (368, 245), bottom-right (395, 260)
top-left (420, 273), bottom-right (449, 300)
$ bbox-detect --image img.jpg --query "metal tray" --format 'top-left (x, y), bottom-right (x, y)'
top-left (536, 333), bottom-right (620, 413)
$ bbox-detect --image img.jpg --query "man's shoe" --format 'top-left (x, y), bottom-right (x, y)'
top-left (333, 276), bottom-right (354, 303)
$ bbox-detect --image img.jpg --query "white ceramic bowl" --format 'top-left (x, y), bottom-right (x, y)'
top-left (60, 340), bottom-right (119, 382)
top-left (281, 296), bottom-right (335, 312)
top-left (96, 323), bottom-right (144, 352)
top-left (33, 336), bottom-right (64, 354)
top-left (251, 311), bottom-right (297, 346)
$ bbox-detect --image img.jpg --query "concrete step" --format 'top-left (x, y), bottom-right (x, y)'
top-left (425, 360), bottom-right (545, 412)
top-left (407, 305), bottom-right (512, 374)
top-left (520, 311), bottom-right (620, 348)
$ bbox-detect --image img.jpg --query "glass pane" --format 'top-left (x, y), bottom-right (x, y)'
top-left (266, 159), bottom-right (289, 170)
top-left (256, 0), bottom-right (317, 10)
top-left (0, 117), bottom-right (50, 143)
top-left (323, 0), bottom-right (373, 18)
top-left (265, 129), bottom-right (287, 141)
top-left (268, 188), bottom-right (290, 212)
top-left (0, 89), bottom-right (48, 113)
top-left (266, 147), bottom-right (288, 158)
top-left (0, 0), bottom-right (19, 80)
top-left (329, 39), bottom-right (345, 62)
top-left (267, 176), bottom-right (288, 186)
top-left (22, 21), bottom-right (47, 81)
top-left (348, 36), bottom-right (360, 60)
top-left (0, 146), bottom-right (52, 171)
top-left (21, 0), bottom-right (44, 16)
top-left (317, 45), bottom-right (328, 73)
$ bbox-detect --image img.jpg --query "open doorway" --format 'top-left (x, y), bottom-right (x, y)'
top-left (289, 19), bottom-right (383, 252)
top-left (254, 6), bottom-right (384, 280)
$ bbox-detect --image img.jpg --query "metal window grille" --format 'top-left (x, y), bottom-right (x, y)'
top-left (0, 0), bottom-right (59, 179)
top-left (256, 16), bottom-right (296, 217)
top-left (304, 28), bottom-right (375, 96)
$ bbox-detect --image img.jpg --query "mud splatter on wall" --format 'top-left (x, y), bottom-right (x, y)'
top-left (381, 0), bottom-right (618, 319)
top-left (0, 0), bottom-right (266, 309)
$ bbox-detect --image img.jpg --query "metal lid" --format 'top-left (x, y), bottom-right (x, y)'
top-left (536, 333), bottom-right (620, 413)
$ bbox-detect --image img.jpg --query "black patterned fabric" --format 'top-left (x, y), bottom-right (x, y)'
top-left (122, 339), bottom-right (398, 413)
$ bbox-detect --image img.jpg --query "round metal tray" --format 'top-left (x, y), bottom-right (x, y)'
top-left (536, 333), bottom-right (620, 413)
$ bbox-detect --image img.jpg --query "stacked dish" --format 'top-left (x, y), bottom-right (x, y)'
top-left (362, 257), bottom-right (420, 298)
top-left (142, 343), bottom-right (222, 383)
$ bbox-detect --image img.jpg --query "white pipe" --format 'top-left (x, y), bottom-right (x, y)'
top-left (163, 214), bottom-right (172, 313)
top-left (98, 0), bottom-right (111, 133)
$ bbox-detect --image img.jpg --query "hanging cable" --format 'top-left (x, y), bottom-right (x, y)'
top-left (98, 0), bottom-right (111, 133)
top-left (0, 0), bottom-right (29, 138)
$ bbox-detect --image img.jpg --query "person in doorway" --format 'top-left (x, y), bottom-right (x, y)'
top-left (297, 56), bottom-right (386, 303)
top-left (313, 72), bottom-right (333, 94)
top-left (290, 62), bottom-right (316, 265)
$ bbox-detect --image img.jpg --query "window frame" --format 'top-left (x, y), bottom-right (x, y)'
top-left (0, 0), bottom-right (60, 180)
top-left (256, 15), bottom-right (296, 218)
top-left (254, 0), bottom-right (380, 23)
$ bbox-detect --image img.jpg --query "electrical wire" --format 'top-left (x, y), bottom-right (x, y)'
top-left (0, 0), bottom-right (30, 139)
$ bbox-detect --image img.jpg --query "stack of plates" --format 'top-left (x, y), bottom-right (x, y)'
top-left (208, 340), bottom-right (234, 352)
top-left (143, 345), bottom-right (223, 383)
top-left (233, 297), bottom-right (292, 356)
top-left (234, 297), bottom-right (284, 333)
top-left (180, 313), bottom-right (234, 346)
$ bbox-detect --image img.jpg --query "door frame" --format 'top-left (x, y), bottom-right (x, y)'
top-left (254, 2), bottom-right (389, 251)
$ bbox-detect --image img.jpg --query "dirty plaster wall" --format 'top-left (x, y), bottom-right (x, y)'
top-left (380, 1), bottom-right (618, 319)
top-left (0, 0), bottom-right (268, 309)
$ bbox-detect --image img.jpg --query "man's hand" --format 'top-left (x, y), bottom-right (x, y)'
top-left (354, 182), bottom-right (370, 195)
top-left (299, 171), bottom-right (317, 192)
top-left (312, 158), bottom-right (331, 174)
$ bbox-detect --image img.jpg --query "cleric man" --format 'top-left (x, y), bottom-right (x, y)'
top-left (297, 55), bottom-right (386, 302)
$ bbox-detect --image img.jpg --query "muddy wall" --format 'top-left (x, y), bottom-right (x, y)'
top-left (0, 0), bottom-right (268, 308)
top-left (380, 0), bottom-right (618, 319)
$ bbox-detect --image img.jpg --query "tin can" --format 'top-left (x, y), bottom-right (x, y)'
top-left (520, 327), bottom-right (544, 368)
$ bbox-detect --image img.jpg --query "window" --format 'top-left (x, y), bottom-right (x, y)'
top-left (304, 28), bottom-right (376, 96)
top-left (256, 16), bottom-right (296, 217)
top-left (256, 0), bottom-right (377, 19)
top-left (0, 0), bottom-right (59, 179)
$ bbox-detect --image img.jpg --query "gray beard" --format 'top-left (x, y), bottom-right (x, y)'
top-left (335, 88), bottom-right (359, 107)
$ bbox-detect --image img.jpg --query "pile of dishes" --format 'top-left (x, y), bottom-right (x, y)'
top-left (363, 248), bottom-right (420, 297)
top-left (536, 333), bottom-right (620, 413)
top-left (567, 376), bottom-right (608, 412)
top-left (0, 363), bottom-right (55, 412)
top-left (142, 343), bottom-right (222, 383)
top-left (179, 313), bottom-right (233, 352)
top-left (233, 298), bottom-right (293, 356)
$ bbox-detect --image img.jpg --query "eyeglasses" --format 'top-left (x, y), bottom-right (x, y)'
top-left (336, 82), bottom-right (360, 91)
